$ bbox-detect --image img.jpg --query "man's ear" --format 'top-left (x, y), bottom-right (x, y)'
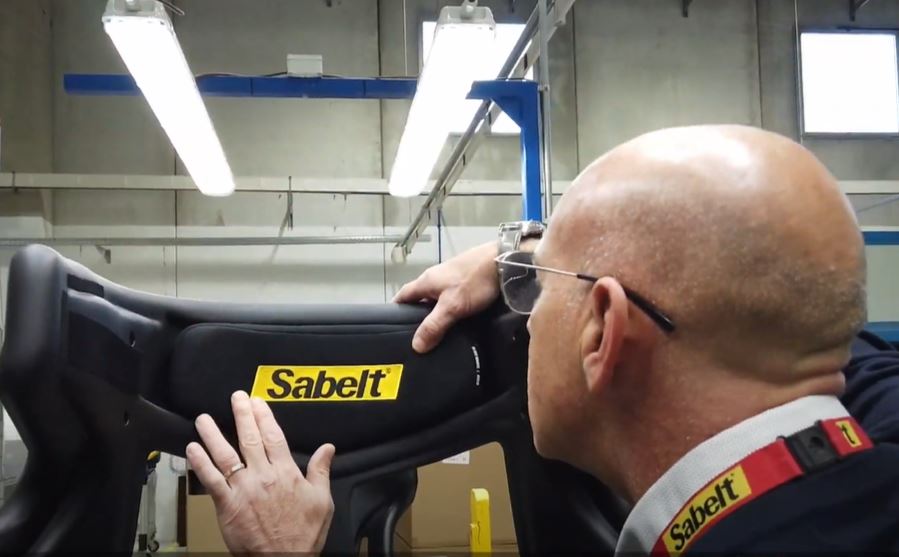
top-left (580, 277), bottom-right (629, 395)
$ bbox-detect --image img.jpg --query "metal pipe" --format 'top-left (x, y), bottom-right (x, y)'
top-left (394, 0), bottom-right (576, 261)
top-left (537, 0), bottom-right (554, 220)
top-left (0, 235), bottom-right (430, 248)
top-left (0, 173), bottom-right (566, 196)
top-left (856, 193), bottom-right (899, 214)
top-left (850, 0), bottom-right (871, 21)
top-left (498, 5), bottom-right (540, 78)
top-left (0, 184), bottom-right (547, 197)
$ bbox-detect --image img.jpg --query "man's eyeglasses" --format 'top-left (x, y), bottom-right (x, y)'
top-left (494, 251), bottom-right (676, 333)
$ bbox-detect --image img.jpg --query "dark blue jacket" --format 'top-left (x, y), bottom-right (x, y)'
top-left (691, 331), bottom-right (899, 553)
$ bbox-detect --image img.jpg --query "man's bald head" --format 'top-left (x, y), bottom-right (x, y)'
top-left (550, 125), bottom-right (866, 372)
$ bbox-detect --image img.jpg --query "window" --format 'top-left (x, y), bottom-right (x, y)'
top-left (422, 21), bottom-right (534, 135)
top-left (800, 31), bottom-right (899, 134)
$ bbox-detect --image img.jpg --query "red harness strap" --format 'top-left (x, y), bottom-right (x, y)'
top-left (651, 417), bottom-right (873, 556)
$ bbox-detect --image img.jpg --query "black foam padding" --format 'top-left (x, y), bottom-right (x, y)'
top-left (67, 274), bottom-right (104, 297)
top-left (168, 323), bottom-right (485, 452)
top-left (67, 312), bottom-right (141, 396)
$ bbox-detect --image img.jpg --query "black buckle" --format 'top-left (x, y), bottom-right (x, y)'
top-left (782, 421), bottom-right (838, 473)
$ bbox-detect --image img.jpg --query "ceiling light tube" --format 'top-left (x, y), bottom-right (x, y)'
top-left (103, 0), bottom-right (235, 196)
top-left (388, 1), bottom-right (495, 198)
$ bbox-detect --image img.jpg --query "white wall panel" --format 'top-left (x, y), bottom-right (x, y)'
top-left (175, 192), bottom-right (386, 303)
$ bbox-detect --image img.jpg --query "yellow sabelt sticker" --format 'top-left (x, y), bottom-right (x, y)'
top-left (251, 365), bottom-right (404, 402)
top-left (661, 465), bottom-right (752, 555)
top-left (835, 419), bottom-right (862, 447)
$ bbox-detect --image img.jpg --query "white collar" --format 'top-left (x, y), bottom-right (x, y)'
top-left (615, 395), bottom-right (850, 554)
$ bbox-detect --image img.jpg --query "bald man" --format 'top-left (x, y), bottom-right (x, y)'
top-left (190, 125), bottom-right (899, 554)
top-left (394, 125), bottom-right (899, 553)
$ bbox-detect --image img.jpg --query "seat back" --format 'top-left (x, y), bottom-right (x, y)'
top-left (0, 245), bottom-right (627, 554)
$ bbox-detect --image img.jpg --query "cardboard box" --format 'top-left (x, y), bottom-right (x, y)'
top-left (186, 442), bottom-right (516, 553)
top-left (394, 536), bottom-right (519, 556)
top-left (186, 494), bottom-right (229, 553)
top-left (396, 443), bottom-right (516, 550)
top-left (187, 494), bottom-right (517, 555)
top-left (431, 544), bottom-right (517, 556)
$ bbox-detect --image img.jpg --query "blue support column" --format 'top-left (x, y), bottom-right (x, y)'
top-left (468, 80), bottom-right (543, 222)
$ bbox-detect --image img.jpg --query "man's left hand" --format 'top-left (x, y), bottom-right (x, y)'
top-left (186, 391), bottom-right (335, 556)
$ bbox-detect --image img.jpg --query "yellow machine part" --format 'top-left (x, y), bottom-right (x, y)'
top-left (469, 488), bottom-right (492, 554)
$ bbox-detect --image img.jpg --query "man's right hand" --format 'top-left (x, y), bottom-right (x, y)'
top-left (393, 242), bottom-right (500, 353)
top-left (186, 392), bottom-right (335, 556)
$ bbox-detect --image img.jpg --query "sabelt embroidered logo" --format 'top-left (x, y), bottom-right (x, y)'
top-left (251, 365), bottom-right (403, 402)
top-left (662, 465), bottom-right (752, 554)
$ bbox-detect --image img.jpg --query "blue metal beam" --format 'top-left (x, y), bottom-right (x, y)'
top-left (469, 80), bottom-right (543, 222)
top-left (64, 74), bottom-right (899, 232)
top-left (64, 74), bottom-right (418, 100)
top-left (867, 322), bottom-right (899, 343)
top-left (65, 73), bottom-right (544, 221)
top-left (863, 231), bottom-right (899, 246)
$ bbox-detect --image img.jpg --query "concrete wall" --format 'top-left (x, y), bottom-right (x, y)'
top-left (575, 0), bottom-right (763, 160)
top-left (0, 0), bottom-right (53, 173)
top-left (759, 0), bottom-right (899, 179)
top-left (2, 0), bottom-right (899, 547)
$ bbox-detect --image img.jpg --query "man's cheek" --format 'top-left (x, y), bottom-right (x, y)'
top-left (527, 349), bottom-right (562, 413)
top-left (526, 347), bottom-right (550, 419)
top-left (526, 370), bottom-right (550, 455)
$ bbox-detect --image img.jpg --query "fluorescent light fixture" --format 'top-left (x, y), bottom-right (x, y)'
top-left (422, 20), bottom-right (531, 134)
top-left (388, 1), bottom-right (495, 198)
top-left (800, 31), bottom-right (899, 134)
top-left (103, 0), bottom-right (235, 196)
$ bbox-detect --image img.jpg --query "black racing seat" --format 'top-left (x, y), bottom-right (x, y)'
top-left (0, 245), bottom-right (629, 555)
